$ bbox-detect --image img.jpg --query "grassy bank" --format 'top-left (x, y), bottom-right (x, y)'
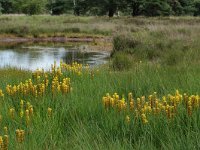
top-left (0, 15), bottom-right (113, 38)
top-left (0, 15), bottom-right (200, 39)
top-left (0, 62), bottom-right (200, 149)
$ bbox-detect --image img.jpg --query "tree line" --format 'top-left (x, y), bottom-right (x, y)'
top-left (0, 0), bottom-right (200, 17)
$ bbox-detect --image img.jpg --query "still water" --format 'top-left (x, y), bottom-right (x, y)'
top-left (0, 45), bottom-right (110, 71)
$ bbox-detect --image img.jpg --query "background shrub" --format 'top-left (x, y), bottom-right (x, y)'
top-left (112, 52), bottom-right (132, 71)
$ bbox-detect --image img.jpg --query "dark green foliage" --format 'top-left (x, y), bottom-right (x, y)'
top-left (47, 0), bottom-right (73, 15)
top-left (128, 0), bottom-right (143, 16)
top-left (112, 33), bottom-right (140, 55)
top-left (12, 0), bottom-right (47, 15)
top-left (194, 0), bottom-right (200, 16)
top-left (169, 0), bottom-right (184, 15)
top-left (179, 0), bottom-right (195, 15)
top-left (22, 0), bottom-right (47, 15)
top-left (87, 0), bottom-right (127, 17)
top-left (0, 3), bottom-right (2, 14)
top-left (0, 0), bottom-right (13, 13)
top-left (142, 0), bottom-right (172, 16)
top-left (0, 0), bottom-right (199, 16)
top-left (112, 52), bottom-right (132, 71)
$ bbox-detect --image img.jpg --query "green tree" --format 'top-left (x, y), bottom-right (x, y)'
top-left (0, 0), bottom-right (14, 13)
top-left (73, 0), bottom-right (90, 16)
top-left (179, 0), bottom-right (195, 15)
top-left (194, 0), bottom-right (200, 16)
top-left (23, 0), bottom-right (48, 15)
top-left (142, 0), bottom-right (172, 16)
top-left (47, 0), bottom-right (73, 15)
top-left (168, 0), bottom-right (184, 15)
top-left (0, 3), bottom-right (2, 14)
top-left (94, 0), bottom-right (126, 17)
top-left (126, 0), bottom-right (143, 16)
top-left (12, 0), bottom-right (47, 15)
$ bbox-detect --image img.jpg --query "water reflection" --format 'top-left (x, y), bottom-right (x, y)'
top-left (0, 46), bottom-right (109, 71)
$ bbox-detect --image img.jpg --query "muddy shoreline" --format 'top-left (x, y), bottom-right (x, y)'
top-left (0, 36), bottom-right (112, 43)
top-left (0, 36), bottom-right (113, 52)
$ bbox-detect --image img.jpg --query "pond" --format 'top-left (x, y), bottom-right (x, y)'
top-left (0, 44), bottom-right (110, 71)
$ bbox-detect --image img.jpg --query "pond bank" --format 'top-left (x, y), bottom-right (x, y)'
top-left (0, 36), bottom-right (113, 52)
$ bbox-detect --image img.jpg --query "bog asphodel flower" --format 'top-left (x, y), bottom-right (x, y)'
top-left (25, 109), bottom-right (30, 125)
top-left (0, 136), bottom-right (3, 149)
top-left (141, 113), bottom-right (148, 124)
top-left (125, 115), bottom-right (130, 124)
top-left (16, 129), bottom-right (25, 143)
top-left (9, 108), bottom-right (15, 119)
top-left (0, 89), bottom-right (4, 98)
top-left (102, 90), bottom-right (199, 125)
top-left (4, 127), bottom-right (8, 135)
top-left (3, 135), bottom-right (8, 150)
top-left (48, 107), bottom-right (52, 117)
top-left (126, 115), bottom-right (131, 124)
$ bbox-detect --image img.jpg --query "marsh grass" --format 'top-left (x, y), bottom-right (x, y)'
top-left (0, 62), bottom-right (199, 149)
top-left (0, 16), bottom-right (200, 149)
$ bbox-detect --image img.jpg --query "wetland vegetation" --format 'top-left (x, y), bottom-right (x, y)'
top-left (0, 6), bottom-right (200, 149)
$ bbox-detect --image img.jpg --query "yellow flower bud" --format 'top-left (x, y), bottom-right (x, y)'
top-left (48, 108), bottom-right (52, 117)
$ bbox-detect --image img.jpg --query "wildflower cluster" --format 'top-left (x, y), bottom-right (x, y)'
top-left (5, 61), bottom-right (79, 98)
top-left (0, 61), bottom-right (86, 148)
top-left (0, 89), bottom-right (4, 99)
top-left (61, 61), bottom-right (84, 75)
top-left (6, 79), bottom-right (47, 97)
top-left (51, 77), bottom-right (71, 95)
top-left (0, 135), bottom-right (8, 150)
top-left (102, 90), bottom-right (200, 124)
top-left (16, 129), bottom-right (25, 143)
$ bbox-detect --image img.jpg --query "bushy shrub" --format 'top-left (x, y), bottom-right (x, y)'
top-left (63, 27), bottom-right (81, 33)
top-left (112, 33), bottom-right (140, 55)
top-left (112, 52), bottom-right (132, 71)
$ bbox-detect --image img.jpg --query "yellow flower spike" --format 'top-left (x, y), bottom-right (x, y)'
top-left (102, 97), bottom-right (108, 109)
top-left (115, 95), bottom-right (119, 101)
top-left (0, 89), bottom-right (4, 98)
top-left (147, 106), bottom-right (152, 113)
top-left (9, 108), bottom-right (15, 119)
top-left (26, 116), bottom-right (30, 126)
top-left (166, 105), bottom-right (171, 119)
top-left (128, 92), bottom-right (133, 101)
top-left (141, 113), bottom-right (148, 124)
top-left (141, 96), bottom-right (145, 104)
top-left (0, 136), bottom-right (3, 148)
top-left (106, 93), bottom-right (110, 97)
top-left (25, 110), bottom-right (29, 117)
top-left (48, 107), bottom-right (52, 117)
top-left (16, 129), bottom-right (20, 143)
top-left (4, 127), bottom-right (8, 135)
top-left (20, 130), bottom-right (25, 143)
top-left (110, 98), bottom-right (115, 107)
top-left (3, 135), bottom-right (8, 150)
top-left (188, 106), bottom-right (192, 116)
top-left (130, 99), bottom-right (134, 111)
top-left (125, 115), bottom-right (130, 124)
top-left (141, 108), bottom-right (145, 114)
top-left (16, 129), bottom-right (25, 143)
top-left (175, 90), bottom-right (180, 96)
top-left (0, 115), bottom-right (2, 123)
top-left (137, 98), bottom-right (141, 109)
top-left (20, 100), bottom-right (24, 109)
top-left (20, 109), bottom-right (24, 118)
top-left (29, 106), bottom-right (33, 116)
top-left (26, 102), bottom-right (30, 110)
